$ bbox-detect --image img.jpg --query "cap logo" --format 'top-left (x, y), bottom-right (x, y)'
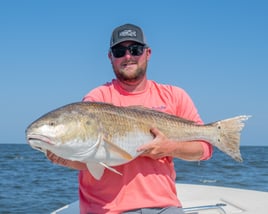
top-left (119, 29), bottom-right (137, 37)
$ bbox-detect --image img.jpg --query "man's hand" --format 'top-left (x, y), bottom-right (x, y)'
top-left (46, 151), bottom-right (87, 170)
top-left (137, 127), bottom-right (176, 159)
top-left (137, 127), bottom-right (205, 161)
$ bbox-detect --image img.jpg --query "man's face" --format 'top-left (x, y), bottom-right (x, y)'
top-left (109, 41), bottom-right (151, 85)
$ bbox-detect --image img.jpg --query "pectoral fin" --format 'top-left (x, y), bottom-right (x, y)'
top-left (99, 162), bottom-right (122, 176)
top-left (86, 162), bottom-right (123, 180)
top-left (103, 137), bottom-right (133, 161)
top-left (86, 162), bottom-right (105, 180)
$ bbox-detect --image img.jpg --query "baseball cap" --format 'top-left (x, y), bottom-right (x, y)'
top-left (110, 23), bottom-right (147, 48)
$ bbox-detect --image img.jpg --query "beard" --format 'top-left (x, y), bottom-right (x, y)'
top-left (113, 60), bottom-right (148, 84)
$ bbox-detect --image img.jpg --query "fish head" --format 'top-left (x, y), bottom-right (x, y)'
top-left (26, 103), bottom-right (102, 161)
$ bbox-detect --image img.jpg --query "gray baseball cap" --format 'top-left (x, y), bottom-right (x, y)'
top-left (110, 23), bottom-right (147, 48)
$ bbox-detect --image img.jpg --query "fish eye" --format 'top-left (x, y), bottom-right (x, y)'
top-left (49, 121), bottom-right (56, 126)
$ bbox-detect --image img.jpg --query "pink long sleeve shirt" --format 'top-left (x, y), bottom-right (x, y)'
top-left (79, 79), bottom-right (212, 214)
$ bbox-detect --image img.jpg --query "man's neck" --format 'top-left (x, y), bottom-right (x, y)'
top-left (117, 76), bottom-right (148, 93)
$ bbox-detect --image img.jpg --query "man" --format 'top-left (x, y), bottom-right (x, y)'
top-left (48, 23), bottom-right (212, 214)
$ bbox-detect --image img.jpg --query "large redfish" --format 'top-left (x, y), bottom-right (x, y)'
top-left (26, 102), bottom-right (250, 179)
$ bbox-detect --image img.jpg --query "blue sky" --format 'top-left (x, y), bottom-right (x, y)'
top-left (0, 0), bottom-right (267, 146)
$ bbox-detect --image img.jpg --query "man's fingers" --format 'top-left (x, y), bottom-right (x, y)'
top-left (46, 151), bottom-right (64, 165)
top-left (150, 127), bottom-right (166, 138)
top-left (137, 145), bottom-right (151, 153)
top-left (46, 150), bottom-right (54, 160)
top-left (150, 127), bottom-right (160, 137)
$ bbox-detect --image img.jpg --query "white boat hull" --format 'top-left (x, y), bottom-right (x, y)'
top-left (52, 183), bottom-right (268, 214)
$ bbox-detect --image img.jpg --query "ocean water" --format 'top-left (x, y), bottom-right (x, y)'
top-left (0, 144), bottom-right (267, 214)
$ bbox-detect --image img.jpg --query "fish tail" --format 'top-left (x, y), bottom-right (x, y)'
top-left (211, 115), bottom-right (251, 162)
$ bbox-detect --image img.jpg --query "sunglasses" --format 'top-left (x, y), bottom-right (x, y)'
top-left (111, 44), bottom-right (146, 58)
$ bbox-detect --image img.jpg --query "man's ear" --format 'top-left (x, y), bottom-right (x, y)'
top-left (146, 48), bottom-right (152, 60)
top-left (108, 51), bottom-right (112, 60)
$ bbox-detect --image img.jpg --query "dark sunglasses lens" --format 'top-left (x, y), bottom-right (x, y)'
top-left (112, 45), bottom-right (145, 58)
top-left (129, 45), bottom-right (144, 56)
top-left (112, 46), bottom-right (126, 58)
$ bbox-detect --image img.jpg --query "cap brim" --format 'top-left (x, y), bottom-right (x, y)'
top-left (110, 38), bottom-right (146, 47)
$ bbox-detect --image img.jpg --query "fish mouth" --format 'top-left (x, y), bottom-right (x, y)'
top-left (27, 134), bottom-right (53, 152)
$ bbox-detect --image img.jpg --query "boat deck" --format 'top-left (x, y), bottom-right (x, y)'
top-left (52, 184), bottom-right (268, 214)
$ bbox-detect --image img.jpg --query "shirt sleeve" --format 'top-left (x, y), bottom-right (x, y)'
top-left (82, 87), bottom-right (106, 102)
top-left (200, 141), bottom-right (213, 160)
top-left (173, 87), bottom-right (213, 160)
